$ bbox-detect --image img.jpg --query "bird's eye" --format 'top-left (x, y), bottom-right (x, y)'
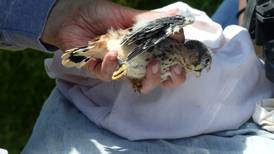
top-left (205, 58), bottom-right (211, 64)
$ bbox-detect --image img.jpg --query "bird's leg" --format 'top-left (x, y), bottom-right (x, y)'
top-left (127, 78), bottom-right (143, 93)
top-left (112, 64), bottom-right (128, 80)
top-left (112, 64), bottom-right (142, 92)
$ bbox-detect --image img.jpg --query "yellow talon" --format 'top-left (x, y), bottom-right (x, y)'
top-left (112, 64), bottom-right (127, 80)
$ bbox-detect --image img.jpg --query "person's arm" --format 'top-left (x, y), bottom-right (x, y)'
top-left (0, 0), bottom-right (57, 51)
top-left (238, 0), bottom-right (247, 26)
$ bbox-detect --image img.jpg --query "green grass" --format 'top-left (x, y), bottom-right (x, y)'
top-left (0, 0), bottom-right (221, 153)
top-left (0, 50), bottom-right (55, 154)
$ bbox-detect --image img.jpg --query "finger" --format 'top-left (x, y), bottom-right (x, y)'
top-left (86, 52), bottom-right (118, 81)
top-left (140, 61), bottom-right (161, 94)
top-left (101, 51), bottom-right (118, 76)
top-left (170, 29), bottom-right (185, 42)
top-left (86, 60), bottom-right (105, 80)
top-left (86, 59), bottom-right (101, 76)
top-left (161, 65), bottom-right (186, 88)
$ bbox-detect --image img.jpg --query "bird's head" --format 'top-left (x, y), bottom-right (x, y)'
top-left (183, 40), bottom-right (212, 76)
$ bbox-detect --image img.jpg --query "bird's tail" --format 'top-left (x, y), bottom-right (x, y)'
top-left (61, 41), bottom-right (108, 69)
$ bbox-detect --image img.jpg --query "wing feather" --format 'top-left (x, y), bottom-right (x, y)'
top-left (121, 15), bottom-right (194, 61)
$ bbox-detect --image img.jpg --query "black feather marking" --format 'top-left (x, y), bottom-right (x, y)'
top-left (122, 15), bottom-right (190, 61)
top-left (70, 46), bottom-right (89, 53)
top-left (84, 58), bottom-right (90, 62)
top-left (69, 55), bottom-right (88, 63)
top-left (68, 50), bottom-right (90, 63)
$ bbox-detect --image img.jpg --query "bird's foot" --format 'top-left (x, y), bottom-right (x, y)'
top-left (128, 78), bottom-right (143, 93)
top-left (112, 64), bottom-right (127, 80)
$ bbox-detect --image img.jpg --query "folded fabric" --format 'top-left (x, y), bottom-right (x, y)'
top-left (253, 99), bottom-right (274, 132)
top-left (45, 2), bottom-right (273, 140)
top-left (0, 149), bottom-right (8, 154)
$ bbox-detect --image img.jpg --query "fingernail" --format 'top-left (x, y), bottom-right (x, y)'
top-left (152, 63), bottom-right (159, 74)
top-left (174, 66), bottom-right (182, 75)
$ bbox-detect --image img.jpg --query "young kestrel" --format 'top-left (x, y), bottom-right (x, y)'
top-left (61, 15), bottom-right (213, 91)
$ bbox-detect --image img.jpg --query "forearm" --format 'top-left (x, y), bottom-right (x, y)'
top-left (0, 0), bottom-right (57, 51)
top-left (238, 0), bottom-right (246, 25)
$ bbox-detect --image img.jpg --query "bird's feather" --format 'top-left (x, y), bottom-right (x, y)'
top-left (121, 15), bottom-right (194, 61)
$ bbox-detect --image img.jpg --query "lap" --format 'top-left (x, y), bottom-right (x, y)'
top-left (212, 0), bottom-right (239, 28)
top-left (22, 88), bottom-right (274, 154)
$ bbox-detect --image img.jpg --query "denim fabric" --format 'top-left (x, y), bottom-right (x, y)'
top-left (22, 88), bottom-right (274, 154)
top-left (212, 0), bottom-right (239, 28)
top-left (0, 0), bottom-right (56, 51)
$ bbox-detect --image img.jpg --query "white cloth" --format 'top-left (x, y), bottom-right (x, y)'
top-left (0, 149), bottom-right (8, 154)
top-left (253, 99), bottom-right (274, 132)
top-left (45, 2), bottom-right (273, 140)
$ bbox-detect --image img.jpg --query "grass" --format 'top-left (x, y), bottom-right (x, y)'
top-left (0, 50), bottom-right (55, 154)
top-left (0, 0), bottom-right (221, 153)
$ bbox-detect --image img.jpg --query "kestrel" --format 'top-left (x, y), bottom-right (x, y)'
top-left (61, 15), bottom-right (213, 91)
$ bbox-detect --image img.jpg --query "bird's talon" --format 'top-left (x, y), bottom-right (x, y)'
top-left (112, 64), bottom-right (127, 80)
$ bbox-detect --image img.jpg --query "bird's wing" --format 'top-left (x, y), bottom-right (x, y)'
top-left (122, 15), bottom-right (194, 61)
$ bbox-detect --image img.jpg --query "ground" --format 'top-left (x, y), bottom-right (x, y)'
top-left (0, 0), bottom-right (221, 153)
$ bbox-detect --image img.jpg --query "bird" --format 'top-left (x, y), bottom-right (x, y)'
top-left (61, 15), bottom-right (213, 92)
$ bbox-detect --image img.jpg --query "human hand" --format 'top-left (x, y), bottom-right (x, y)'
top-left (41, 0), bottom-right (186, 93)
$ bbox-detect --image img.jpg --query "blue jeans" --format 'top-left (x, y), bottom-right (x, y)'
top-left (23, 1), bottom-right (274, 153)
top-left (22, 88), bottom-right (274, 154)
top-left (212, 0), bottom-right (239, 28)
